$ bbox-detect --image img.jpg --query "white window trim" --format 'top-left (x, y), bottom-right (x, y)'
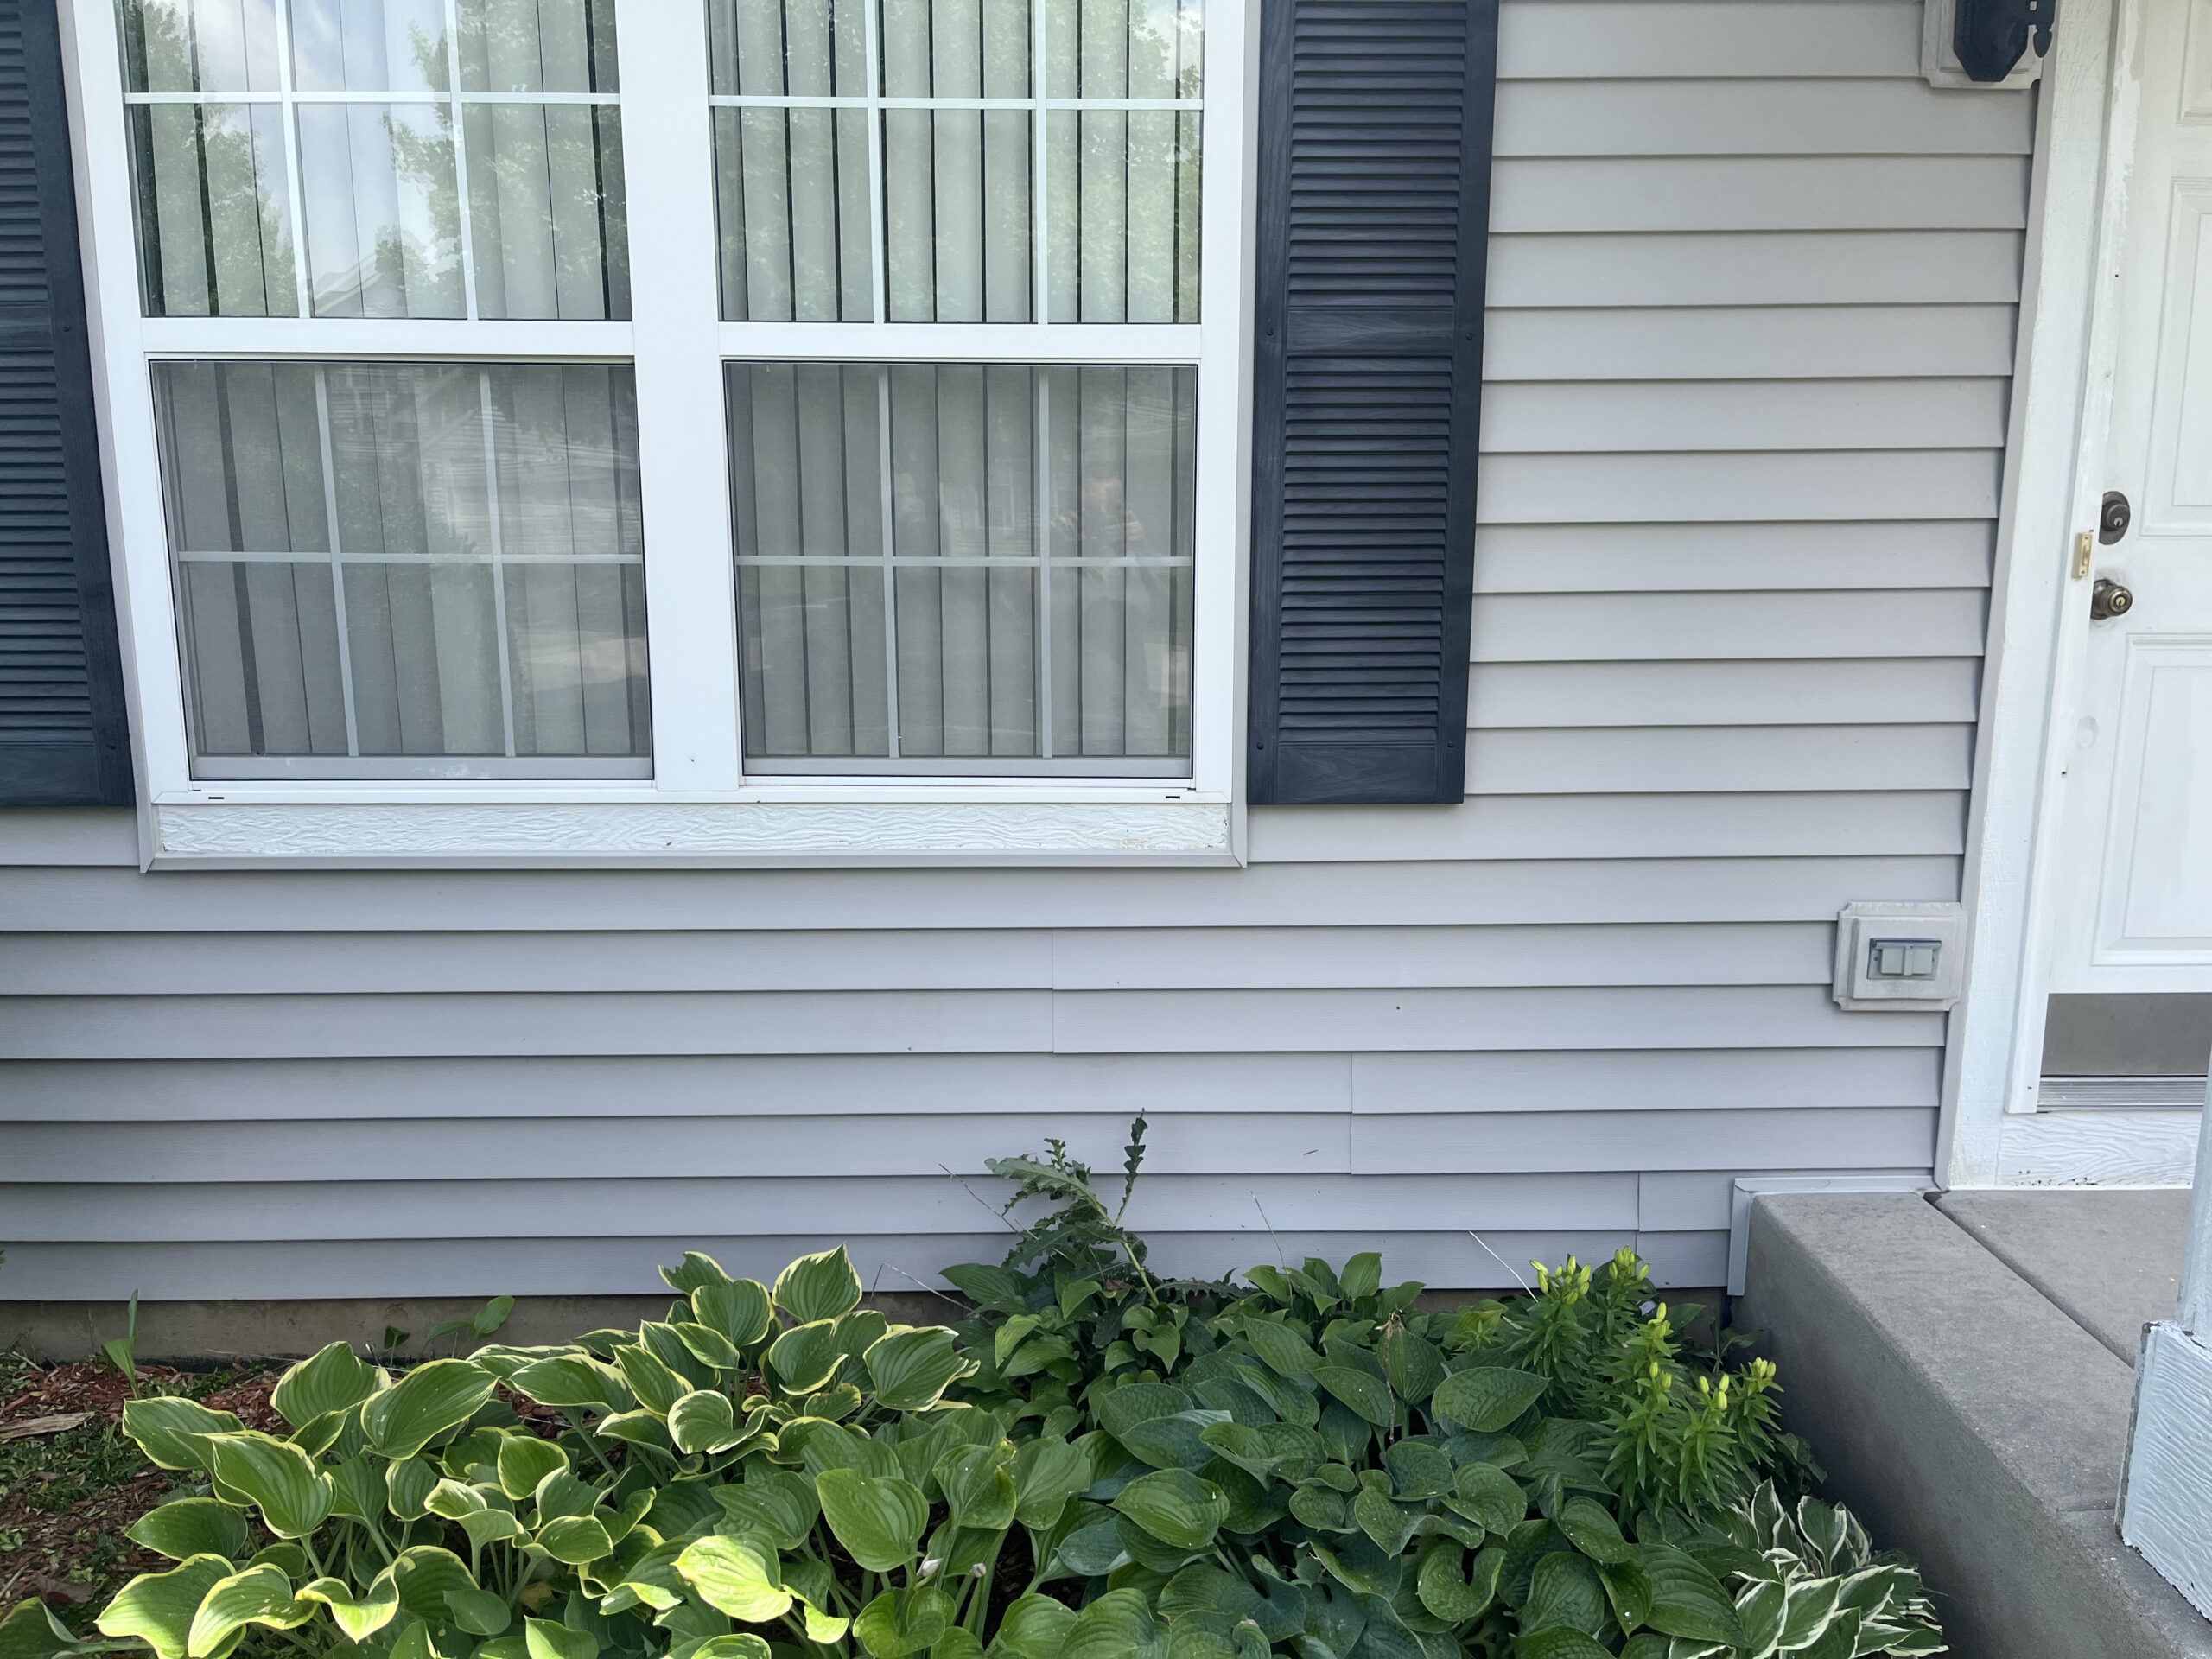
top-left (57, 0), bottom-right (1254, 868)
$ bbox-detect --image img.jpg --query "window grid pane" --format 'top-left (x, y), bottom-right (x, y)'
top-left (119, 0), bottom-right (630, 319)
top-left (708, 0), bottom-right (1202, 322)
top-left (155, 359), bottom-right (652, 777)
top-left (729, 360), bottom-right (1193, 772)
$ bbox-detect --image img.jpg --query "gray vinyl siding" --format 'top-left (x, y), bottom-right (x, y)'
top-left (0, 0), bottom-right (2012, 1301)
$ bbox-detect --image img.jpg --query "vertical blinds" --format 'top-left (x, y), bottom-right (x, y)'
top-left (155, 359), bottom-right (650, 773)
top-left (121, 0), bottom-right (628, 320)
top-left (729, 361), bottom-right (1194, 770)
top-left (709, 0), bottom-right (1202, 323)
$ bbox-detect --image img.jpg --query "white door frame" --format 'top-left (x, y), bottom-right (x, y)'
top-left (1941, 0), bottom-right (2153, 1186)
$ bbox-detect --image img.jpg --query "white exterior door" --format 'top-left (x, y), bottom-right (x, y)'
top-left (2047, 0), bottom-right (2212, 995)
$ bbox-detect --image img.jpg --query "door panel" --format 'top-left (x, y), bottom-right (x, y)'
top-left (2047, 0), bottom-right (2212, 996)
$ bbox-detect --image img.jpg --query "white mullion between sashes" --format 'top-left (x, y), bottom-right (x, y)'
top-left (616, 0), bottom-right (744, 791)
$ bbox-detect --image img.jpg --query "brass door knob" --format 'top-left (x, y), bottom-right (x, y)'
top-left (2091, 577), bottom-right (2133, 620)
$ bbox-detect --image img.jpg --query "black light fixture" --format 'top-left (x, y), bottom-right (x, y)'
top-left (1955, 0), bottom-right (2058, 82)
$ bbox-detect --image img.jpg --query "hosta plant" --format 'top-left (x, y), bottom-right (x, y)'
top-left (25, 1247), bottom-right (1114, 1659)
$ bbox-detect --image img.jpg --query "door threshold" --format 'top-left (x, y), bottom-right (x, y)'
top-left (2038, 1077), bottom-right (2209, 1111)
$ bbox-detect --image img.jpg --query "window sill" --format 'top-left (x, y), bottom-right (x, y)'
top-left (145, 798), bottom-right (1237, 868)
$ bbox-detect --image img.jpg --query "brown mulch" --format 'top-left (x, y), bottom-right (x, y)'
top-left (0, 1359), bottom-right (284, 1627)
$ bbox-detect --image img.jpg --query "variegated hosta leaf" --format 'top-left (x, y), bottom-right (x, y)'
top-left (118, 1399), bottom-right (244, 1473)
top-left (124, 1498), bottom-right (248, 1564)
top-left (203, 1434), bottom-right (334, 1539)
top-left (866, 1326), bottom-right (974, 1413)
top-left (296, 1574), bottom-right (399, 1643)
top-left (690, 1278), bottom-right (775, 1349)
top-left (774, 1246), bottom-right (864, 1325)
top-left (184, 1564), bottom-right (315, 1658)
top-left (270, 1343), bottom-right (385, 1430)
top-left (496, 1434), bottom-right (569, 1501)
top-left (613, 1341), bottom-right (690, 1417)
top-left (96, 1555), bottom-right (235, 1659)
top-left (676, 1535), bottom-right (793, 1624)
top-left (359, 1360), bottom-right (497, 1460)
top-left (667, 1390), bottom-right (745, 1455)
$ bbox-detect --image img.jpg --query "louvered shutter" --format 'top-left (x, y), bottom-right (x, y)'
top-left (1247, 0), bottom-right (1496, 804)
top-left (0, 0), bottom-right (130, 806)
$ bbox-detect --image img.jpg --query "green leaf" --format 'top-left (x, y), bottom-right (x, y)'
top-left (1241, 1320), bottom-right (1319, 1378)
top-left (1523, 1554), bottom-right (1608, 1638)
top-left (296, 1576), bottom-right (399, 1643)
top-left (204, 1433), bottom-right (334, 1539)
top-left (671, 1323), bottom-right (748, 1371)
top-left (1058, 1589), bottom-right (1164, 1659)
top-left (507, 1356), bottom-right (620, 1411)
top-left (385, 1456), bottom-right (437, 1521)
top-left (711, 1473), bottom-right (818, 1551)
top-left (766, 1321), bottom-right (848, 1396)
top-left (1554, 1497), bottom-right (1636, 1566)
top-left (1637, 1545), bottom-right (1749, 1649)
top-left (537, 1516), bottom-right (615, 1565)
top-left (931, 1631), bottom-right (984, 1659)
top-left (677, 1535), bottom-right (794, 1624)
top-left (851, 1586), bottom-right (950, 1659)
top-left (96, 1555), bottom-right (234, 1659)
top-left (1096, 1383), bottom-right (1196, 1441)
top-left (775, 1246), bottom-right (864, 1325)
top-left (472, 1295), bottom-right (516, 1338)
top-left (691, 1280), bottom-right (775, 1349)
top-left (817, 1467), bottom-right (931, 1573)
top-left (1510, 1630), bottom-right (1612, 1659)
top-left (1338, 1254), bottom-right (1383, 1301)
top-left (1381, 1330), bottom-right (1446, 1406)
top-left (1430, 1369), bottom-right (1547, 1434)
top-left (1446, 1463), bottom-right (1527, 1533)
top-left (524, 1618), bottom-right (597, 1659)
top-left (990, 1594), bottom-right (1079, 1659)
top-left (613, 1342), bottom-right (690, 1416)
top-left (360, 1359), bottom-right (497, 1460)
top-left (1111, 1469), bottom-right (1228, 1552)
top-left (667, 1390), bottom-right (745, 1454)
top-left (1352, 1486), bottom-right (1420, 1555)
top-left (270, 1343), bottom-right (385, 1430)
top-left (445, 1588), bottom-right (512, 1637)
top-left (1732, 1579), bottom-right (1784, 1655)
top-left (1010, 1436), bottom-right (1092, 1530)
top-left (935, 1442), bottom-right (1018, 1531)
top-left (2, 1597), bottom-right (82, 1659)
top-left (1313, 1368), bottom-right (1395, 1427)
top-left (186, 1564), bottom-right (314, 1658)
top-left (868, 1326), bottom-right (974, 1413)
top-left (390, 1548), bottom-right (478, 1623)
top-left (1121, 1411), bottom-right (1233, 1472)
top-left (496, 1434), bottom-right (569, 1501)
top-left (124, 1498), bottom-right (248, 1564)
top-left (662, 1250), bottom-right (734, 1295)
top-left (688, 1640), bottom-right (772, 1659)
top-left (119, 1399), bottom-right (243, 1472)
top-left (1416, 1541), bottom-right (1503, 1624)
top-left (1597, 1559), bottom-right (1652, 1636)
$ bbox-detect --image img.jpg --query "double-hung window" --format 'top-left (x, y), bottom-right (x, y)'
top-left (69, 0), bottom-right (1247, 859)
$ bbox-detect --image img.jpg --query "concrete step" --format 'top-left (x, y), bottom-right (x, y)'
top-left (1739, 1190), bottom-right (2212, 1659)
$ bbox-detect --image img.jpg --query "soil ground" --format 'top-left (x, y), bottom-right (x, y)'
top-left (0, 1351), bottom-right (284, 1628)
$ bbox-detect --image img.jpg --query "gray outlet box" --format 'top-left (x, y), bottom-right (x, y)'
top-left (1833, 901), bottom-right (1966, 1011)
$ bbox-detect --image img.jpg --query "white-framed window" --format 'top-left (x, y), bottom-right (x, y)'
top-left (63, 0), bottom-right (1247, 860)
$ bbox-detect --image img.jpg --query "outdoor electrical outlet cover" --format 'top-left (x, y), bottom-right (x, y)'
top-left (1832, 901), bottom-right (1967, 1011)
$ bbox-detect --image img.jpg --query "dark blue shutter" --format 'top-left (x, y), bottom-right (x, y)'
top-left (0, 0), bottom-right (130, 806)
top-left (1247, 0), bottom-right (1496, 805)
